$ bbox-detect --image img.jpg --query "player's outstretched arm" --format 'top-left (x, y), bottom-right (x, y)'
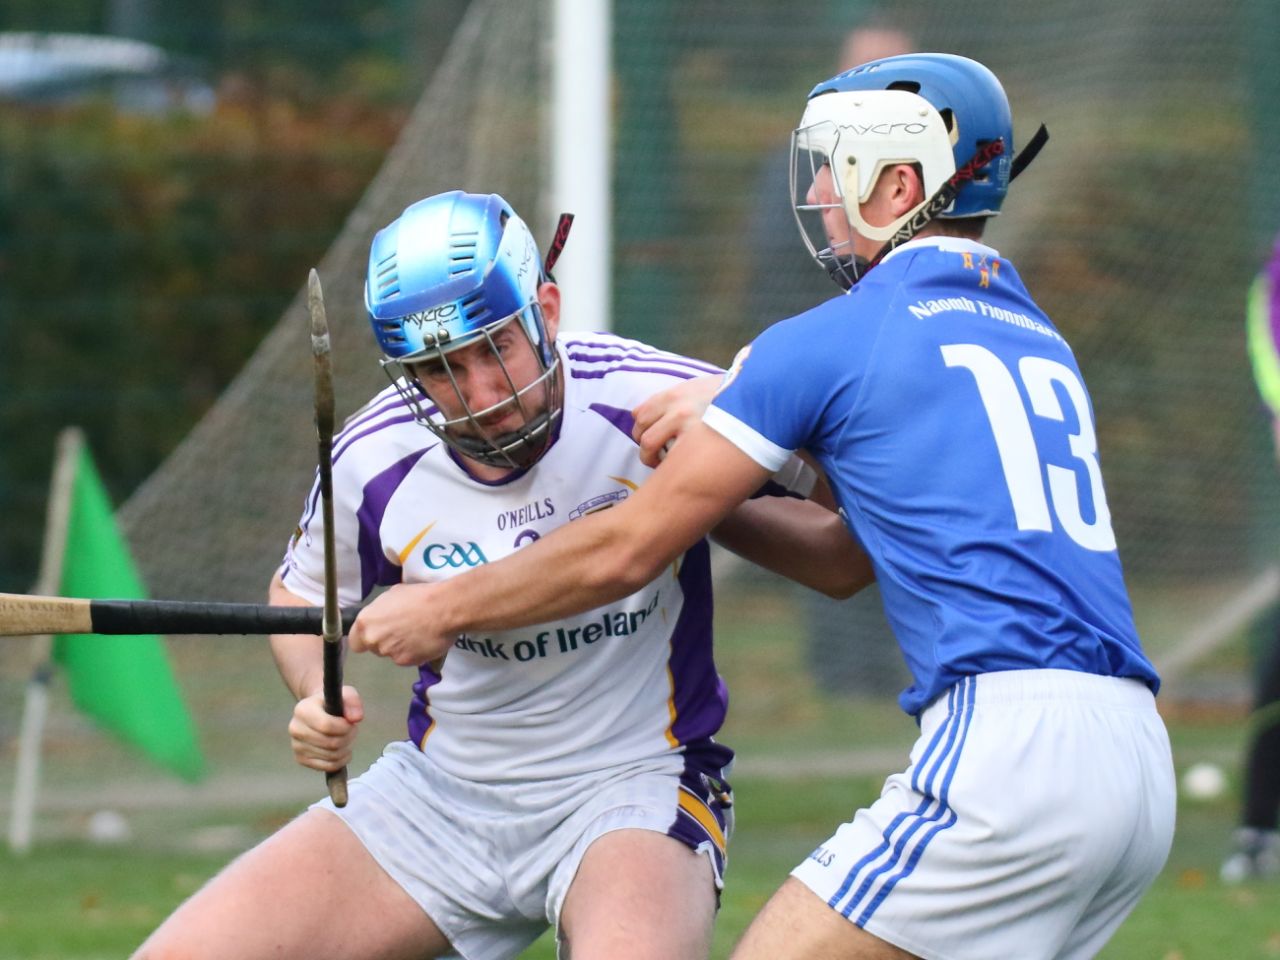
top-left (349, 424), bottom-right (768, 665)
top-left (633, 373), bottom-right (871, 597)
top-left (268, 573), bottom-right (363, 772)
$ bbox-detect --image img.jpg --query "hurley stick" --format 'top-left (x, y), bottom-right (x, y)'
top-left (309, 268), bottom-right (349, 807)
top-left (0, 593), bottom-right (360, 637)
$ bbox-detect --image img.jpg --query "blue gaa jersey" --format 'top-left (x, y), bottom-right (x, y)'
top-left (706, 236), bottom-right (1158, 717)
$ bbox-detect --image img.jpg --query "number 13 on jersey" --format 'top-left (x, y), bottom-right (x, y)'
top-left (942, 343), bottom-right (1117, 553)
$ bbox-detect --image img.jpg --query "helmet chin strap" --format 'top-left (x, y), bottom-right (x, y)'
top-left (816, 236), bottom-right (868, 291)
top-left (837, 124), bottom-right (1049, 288)
top-left (819, 249), bottom-right (870, 292)
top-left (449, 406), bottom-right (560, 469)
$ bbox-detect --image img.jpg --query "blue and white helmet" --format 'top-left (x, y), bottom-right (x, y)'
top-left (791, 53), bottom-right (1018, 286)
top-left (365, 191), bottom-right (562, 469)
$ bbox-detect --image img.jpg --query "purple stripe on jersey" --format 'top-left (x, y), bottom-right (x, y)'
top-left (666, 538), bottom-right (728, 744)
top-left (1269, 239), bottom-right (1280, 352)
top-left (301, 401), bottom-right (424, 529)
top-left (354, 446), bottom-right (435, 596)
top-left (572, 363), bottom-right (703, 381)
top-left (562, 337), bottom-right (671, 357)
top-left (406, 662), bottom-right (444, 748)
top-left (334, 413), bottom-right (421, 466)
top-left (567, 347), bottom-right (721, 377)
top-left (336, 395), bottom-right (409, 443)
top-left (299, 469), bottom-right (322, 534)
top-left (302, 402), bottom-right (423, 537)
top-left (587, 402), bottom-right (638, 442)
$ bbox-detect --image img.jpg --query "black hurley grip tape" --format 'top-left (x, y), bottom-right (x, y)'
top-left (89, 600), bottom-right (361, 636)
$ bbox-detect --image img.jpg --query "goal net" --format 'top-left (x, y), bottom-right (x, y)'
top-left (7, 0), bottom-right (1279, 819)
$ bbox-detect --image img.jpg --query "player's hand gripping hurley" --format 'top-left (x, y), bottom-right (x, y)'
top-left (309, 268), bottom-right (349, 808)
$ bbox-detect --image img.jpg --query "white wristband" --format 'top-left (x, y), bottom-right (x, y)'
top-left (773, 455), bottom-right (817, 499)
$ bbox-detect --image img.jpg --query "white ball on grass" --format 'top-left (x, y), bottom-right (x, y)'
top-left (86, 808), bottom-right (132, 845)
top-left (1180, 762), bottom-right (1227, 801)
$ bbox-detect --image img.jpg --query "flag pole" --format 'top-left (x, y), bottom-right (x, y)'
top-left (8, 427), bottom-right (84, 854)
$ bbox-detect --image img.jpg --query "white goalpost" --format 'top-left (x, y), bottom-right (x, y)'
top-left (550, 0), bottom-right (611, 332)
top-left (8, 428), bottom-right (81, 854)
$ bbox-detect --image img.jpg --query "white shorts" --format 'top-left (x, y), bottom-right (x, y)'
top-left (792, 669), bottom-right (1175, 960)
top-left (313, 739), bottom-right (733, 960)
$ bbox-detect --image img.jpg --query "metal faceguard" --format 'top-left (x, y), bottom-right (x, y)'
top-left (365, 190), bottom-right (562, 469)
top-left (385, 311), bottom-right (563, 470)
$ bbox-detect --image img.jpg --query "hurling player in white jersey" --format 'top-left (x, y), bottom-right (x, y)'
top-left (344, 56), bottom-right (1177, 960)
top-left (134, 191), bottom-right (867, 960)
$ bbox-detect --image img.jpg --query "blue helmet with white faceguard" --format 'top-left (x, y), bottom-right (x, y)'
top-left (365, 191), bottom-right (562, 470)
top-left (792, 53), bottom-right (1027, 289)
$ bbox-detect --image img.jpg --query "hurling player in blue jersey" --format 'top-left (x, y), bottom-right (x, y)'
top-left (350, 54), bottom-right (1176, 960)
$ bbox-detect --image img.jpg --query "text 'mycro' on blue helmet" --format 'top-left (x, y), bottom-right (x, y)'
top-left (364, 190), bottom-right (548, 364)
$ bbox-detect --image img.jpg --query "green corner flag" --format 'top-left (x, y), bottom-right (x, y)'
top-left (50, 443), bottom-right (205, 782)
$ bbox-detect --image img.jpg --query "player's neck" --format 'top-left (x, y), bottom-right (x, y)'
top-left (452, 434), bottom-right (553, 482)
top-left (458, 455), bottom-right (518, 483)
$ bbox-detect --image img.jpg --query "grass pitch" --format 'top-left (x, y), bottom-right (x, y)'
top-left (0, 767), bottom-right (1277, 959)
top-left (1, 576), bottom-right (1277, 957)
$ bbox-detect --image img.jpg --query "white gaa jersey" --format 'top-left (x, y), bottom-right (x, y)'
top-left (280, 332), bottom-right (729, 782)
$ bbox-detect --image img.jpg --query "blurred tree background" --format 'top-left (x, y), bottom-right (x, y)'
top-left (0, 0), bottom-right (470, 590)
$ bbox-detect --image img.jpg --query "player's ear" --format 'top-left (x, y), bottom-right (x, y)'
top-left (538, 281), bottom-right (561, 342)
top-left (895, 163), bottom-right (927, 213)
